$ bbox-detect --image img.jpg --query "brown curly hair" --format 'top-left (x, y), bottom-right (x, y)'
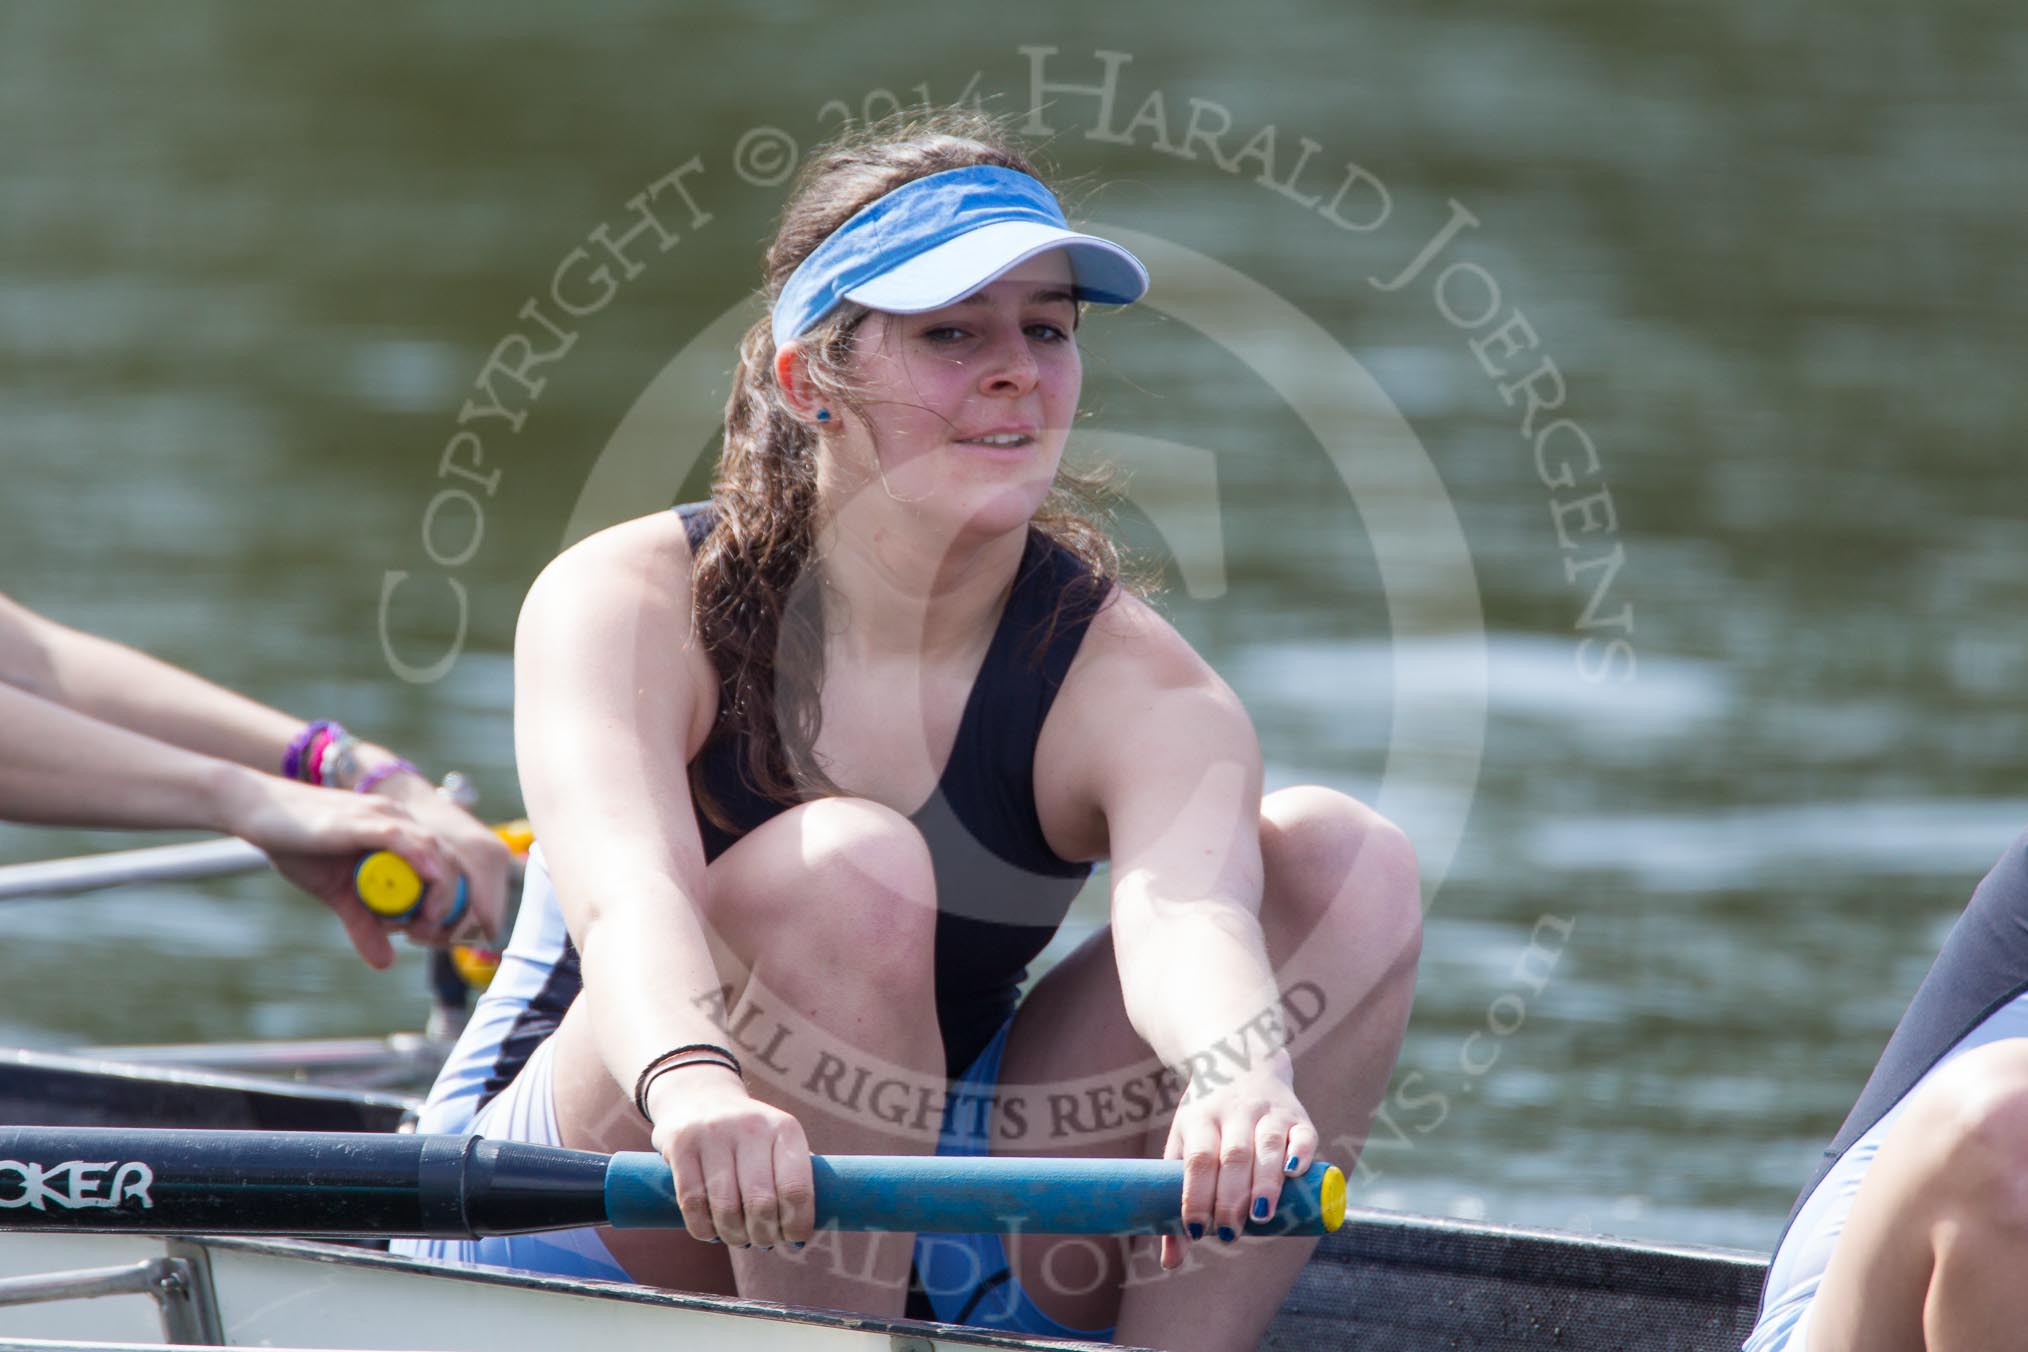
top-left (689, 107), bottom-right (1145, 832)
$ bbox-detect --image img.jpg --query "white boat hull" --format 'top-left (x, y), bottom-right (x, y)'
top-left (0, 1232), bottom-right (1110, 1352)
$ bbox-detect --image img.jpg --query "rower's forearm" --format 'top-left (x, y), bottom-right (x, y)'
top-left (0, 681), bottom-right (248, 833)
top-left (558, 857), bottom-right (741, 1095)
top-left (1116, 897), bottom-right (1293, 1075)
top-left (0, 603), bottom-right (301, 771)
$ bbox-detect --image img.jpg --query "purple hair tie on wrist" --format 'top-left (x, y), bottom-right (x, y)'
top-left (354, 759), bottom-right (421, 795)
top-left (283, 720), bottom-right (341, 782)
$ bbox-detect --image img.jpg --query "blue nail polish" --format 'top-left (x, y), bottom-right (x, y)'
top-left (1218, 1226), bottom-right (1237, 1244)
top-left (1252, 1197), bottom-right (1270, 1220)
top-left (790, 1241), bottom-right (806, 1251)
top-left (1188, 1222), bottom-right (1204, 1240)
top-left (1287, 1153), bottom-right (1301, 1173)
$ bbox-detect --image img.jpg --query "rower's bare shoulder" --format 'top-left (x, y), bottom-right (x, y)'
top-left (526, 512), bottom-right (697, 617)
top-left (1067, 588), bottom-right (1233, 702)
top-left (1038, 590), bottom-right (1252, 859)
top-left (517, 513), bottom-right (716, 748)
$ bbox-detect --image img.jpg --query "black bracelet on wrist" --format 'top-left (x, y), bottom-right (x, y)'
top-left (633, 1043), bottom-right (745, 1122)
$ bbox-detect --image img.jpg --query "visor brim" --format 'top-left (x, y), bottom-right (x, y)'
top-left (841, 220), bottom-right (1149, 315)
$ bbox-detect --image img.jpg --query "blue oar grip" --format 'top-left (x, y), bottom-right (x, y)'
top-left (604, 1154), bottom-right (1345, 1236)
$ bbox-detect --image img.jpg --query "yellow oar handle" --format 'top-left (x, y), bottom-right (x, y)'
top-left (354, 818), bottom-right (532, 921)
top-left (352, 851), bottom-right (453, 923)
top-left (450, 944), bottom-right (501, 987)
top-left (1319, 1161), bottom-right (1346, 1231)
top-left (354, 818), bottom-right (531, 989)
top-left (353, 851), bottom-right (498, 989)
top-left (354, 821), bottom-right (530, 990)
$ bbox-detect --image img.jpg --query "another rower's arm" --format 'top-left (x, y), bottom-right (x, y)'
top-left (0, 590), bottom-right (432, 789)
top-left (0, 675), bottom-right (295, 831)
top-left (0, 589), bottom-right (510, 937)
top-left (0, 589), bottom-right (306, 772)
top-left (0, 672), bottom-right (464, 967)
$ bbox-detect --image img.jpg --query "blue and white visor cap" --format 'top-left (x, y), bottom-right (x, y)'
top-left (771, 165), bottom-right (1149, 349)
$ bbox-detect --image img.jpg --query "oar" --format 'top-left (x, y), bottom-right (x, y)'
top-left (0, 1127), bottom-right (1346, 1239)
top-left (0, 820), bottom-right (534, 904)
top-left (0, 823), bottom-right (527, 986)
top-left (0, 835), bottom-right (277, 901)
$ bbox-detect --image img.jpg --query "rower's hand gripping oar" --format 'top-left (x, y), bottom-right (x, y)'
top-left (349, 773), bottom-right (522, 991)
top-left (0, 775), bottom-right (523, 906)
top-left (351, 821), bottom-right (535, 992)
top-left (0, 803), bottom-right (523, 995)
top-left (0, 1127), bottom-right (1347, 1239)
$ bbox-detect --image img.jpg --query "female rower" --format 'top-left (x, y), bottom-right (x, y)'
top-left (1746, 823), bottom-right (2028, 1351)
top-left (0, 590), bottom-right (507, 963)
top-left (401, 112), bottom-right (1421, 1352)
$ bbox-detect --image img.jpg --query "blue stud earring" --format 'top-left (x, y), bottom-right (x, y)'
top-left (816, 409), bottom-right (831, 423)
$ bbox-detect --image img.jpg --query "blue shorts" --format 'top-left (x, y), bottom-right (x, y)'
top-left (914, 1018), bottom-right (1116, 1341)
top-left (395, 1017), bottom-right (1115, 1341)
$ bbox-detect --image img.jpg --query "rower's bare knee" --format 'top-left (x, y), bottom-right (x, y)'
top-left (1260, 785), bottom-right (1421, 969)
top-left (764, 796), bottom-right (937, 982)
top-left (700, 798), bottom-right (928, 1004)
top-left (1920, 1041), bottom-right (2028, 1234)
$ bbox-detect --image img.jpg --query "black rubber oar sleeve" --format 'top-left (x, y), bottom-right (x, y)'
top-left (0, 1127), bottom-right (609, 1237)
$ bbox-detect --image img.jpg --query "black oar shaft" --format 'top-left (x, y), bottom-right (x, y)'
top-left (0, 1128), bottom-right (606, 1238)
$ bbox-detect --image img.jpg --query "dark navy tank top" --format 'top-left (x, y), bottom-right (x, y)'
top-left (479, 501), bottom-right (1110, 1103)
top-left (679, 501), bottom-right (1109, 1077)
